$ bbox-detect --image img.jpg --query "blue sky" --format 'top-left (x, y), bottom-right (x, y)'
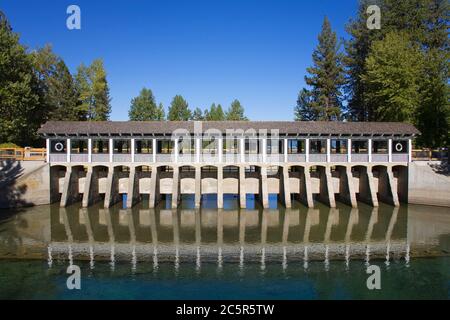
top-left (2, 0), bottom-right (357, 120)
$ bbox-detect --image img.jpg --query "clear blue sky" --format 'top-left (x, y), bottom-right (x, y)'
top-left (2, 0), bottom-right (357, 121)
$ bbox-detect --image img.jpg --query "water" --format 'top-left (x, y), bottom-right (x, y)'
top-left (0, 197), bottom-right (449, 300)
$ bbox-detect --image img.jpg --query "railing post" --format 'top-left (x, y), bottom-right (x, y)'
top-left (153, 138), bottom-right (156, 163)
top-left (326, 138), bottom-right (331, 163)
top-left (305, 138), bottom-right (310, 163)
top-left (109, 138), bottom-right (113, 163)
top-left (388, 138), bottom-right (392, 163)
top-left (46, 138), bottom-right (50, 163)
top-left (174, 137), bottom-right (178, 163)
top-left (368, 138), bottom-right (372, 163)
top-left (88, 138), bottom-right (92, 163)
top-left (131, 138), bottom-right (135, 163)
top-left (196, 137), bottom-right (200, 163)
top-left (347, 138), bottom-right (352, 163)
top-left (218, 136), bottom-right (223, 163)
top-left (408, 139), bottom-right (412, 162)
top-left (284, 138), bottom-right (288, 163)
top-left (240, 137), bottom-right (245, 163)
top-left (67, 138), bottom-right (71, 163)
top-left (262, 137), bottom-right (267, 163)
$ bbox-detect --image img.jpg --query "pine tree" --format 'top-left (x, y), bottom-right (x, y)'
top-left (167, 95), bottom-right (191, 121)
top-left (205, 103), bottom-right (226, 120)
top-left (128, 88), bottom-right (164, 121)
top-left (191, 107), bottom-right (204, 120)
top-left (295, 16), bottom-right (345, 121)
top-left (226, 99), bottom-right (248, 120)
top-left (156, 103), bottom-right (165, 120)
top-left (0, 13), bottom-right (45, 145)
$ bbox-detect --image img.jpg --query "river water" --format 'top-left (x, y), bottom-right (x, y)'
top-left (0, 196), bottom-right (449, 299)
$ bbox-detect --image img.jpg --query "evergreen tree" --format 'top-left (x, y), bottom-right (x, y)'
top-left (361, 32), bottom-right (423, 122)
top-left (128, 88), bottom-right (164, 120)
top-left (205, 103), bottom-right (226, 120)
top-left (226, 99), bottom-right (248, 120)
top-left (0, 13), bottom-right (45, 145)
top-left (294, 89), bottom-right (318, 121)
top-left (75, 59), bottom-right (111, 121)
top-left (156, 102), bottom-right (165, 120)
top-left (191, 107), bottom-right (204, 120)
top-left (296, 16), bottom-right (345, 121)
top-left (32, 45), bottom-right (80, 121)
top-left (167, 95), bottom-right (191, 120)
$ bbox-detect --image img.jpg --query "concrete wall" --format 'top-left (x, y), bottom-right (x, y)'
top-left (0, 160), bottom-right (50, 208)
top-left (408, 161), bottom-right (450, 207)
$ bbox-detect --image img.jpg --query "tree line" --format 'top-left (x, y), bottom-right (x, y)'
top-left (0, 12), bottom-right (111, 146)
top-left (295, 0), bottom-right (449, 148)
top-left (128, 89), bottom-right (248, 121)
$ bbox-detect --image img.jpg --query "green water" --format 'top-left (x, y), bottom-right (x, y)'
top-left (0, 198), bottom-right (449, 299)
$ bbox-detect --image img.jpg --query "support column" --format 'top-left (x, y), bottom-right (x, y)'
top-left (67, 138), bottom-right (71, 163)
top-left (126, 167), bottom-right (139, 208)
top-left (259, 166), bottom-right (269, 209)
top-left (358, 166), bottom-right (378, 207)
top-left (347, 138), bottom-right (352, 163)
top-left (195, 166), bottom-right (201, 208)
top-left (388, 139), bottom-right (392, 163)
top-left (368, 138), bottom-right (372, 163)
top-left (131, 138), bottom-right (135, 163)
top-left (217, 165), bottom-right (223, 208)
top-left (88, 138), bottom-right (92, 163)
top-left (171, 166), bottom-right (179, 208)
top-left (338, 166), bottom-right (357, 208)
top-left (149, 166), bottom-right (158, 208)
top-left (60, 166), bottom-right (79, 207)
top-left (326, 138), bottom-right (331, 163)
top-left (46, 138), bottom-right (50, 163)
top-left (82, 166), bottom-right (100, 208)
top-left (377, 166), bottom-right (399, 206)
top-left (281, 165), bottom-right (291, 208)
top-left (300, 166), bottom-right (314, 208)
top-left (109, 138), bottom-right (113, 163)
top-left (284, 138), bottom-right (288, 163)
top-left (104, 167), bottom-right (120, 208)
top-left (318, 166), bottom-right (336, 208)
top-left (305, 138), bottom-right (310, 163)
top-left (239, 165), bottom-right (246, 208)
top-left (152, 139), bottom-right (156, 163)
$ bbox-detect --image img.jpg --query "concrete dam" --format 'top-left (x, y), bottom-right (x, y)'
top-left (26, 120), bottom-right (432, 210)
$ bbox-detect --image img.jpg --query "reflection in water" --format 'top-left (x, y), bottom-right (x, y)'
top-left (1, 198), bottom-right (450, 276)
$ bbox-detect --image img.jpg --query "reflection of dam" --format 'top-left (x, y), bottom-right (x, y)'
top-left (48, 204), bottom-right (411, 267)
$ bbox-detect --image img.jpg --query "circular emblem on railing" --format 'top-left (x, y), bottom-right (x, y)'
top-left (395, 142), bottom-right (403, 152)
top-left (54, 142), bottom-right (64, 152)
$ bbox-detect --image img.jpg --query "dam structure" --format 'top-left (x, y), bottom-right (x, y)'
top-left (38, 121), bottom-right (419, 210)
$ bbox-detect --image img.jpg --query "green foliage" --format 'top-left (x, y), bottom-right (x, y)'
top-left (361, 32), bottom-right (423, 122)
top-left (295, 17), bottom-right (345, 121)
top-left (32, 45), bottom-right (81, 121)
top-left (75, 59), bottom-right (111, 121)
top-left (344, 0), bottom-right (449, 147)
top-left (204, 103), bottom-right (226, 121)
top-left (167, 95), bottom-right (191, 121)
top-left (0, 15), bottom-right (45, 146)
top-left (128, 88), bottom-right (164, 120)
top-left (191, 107), bottom-right (204, 120)
top-left (0, 142), bottom-right (20, 148)
top-left (226, 99), bottom-right (248, 120)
